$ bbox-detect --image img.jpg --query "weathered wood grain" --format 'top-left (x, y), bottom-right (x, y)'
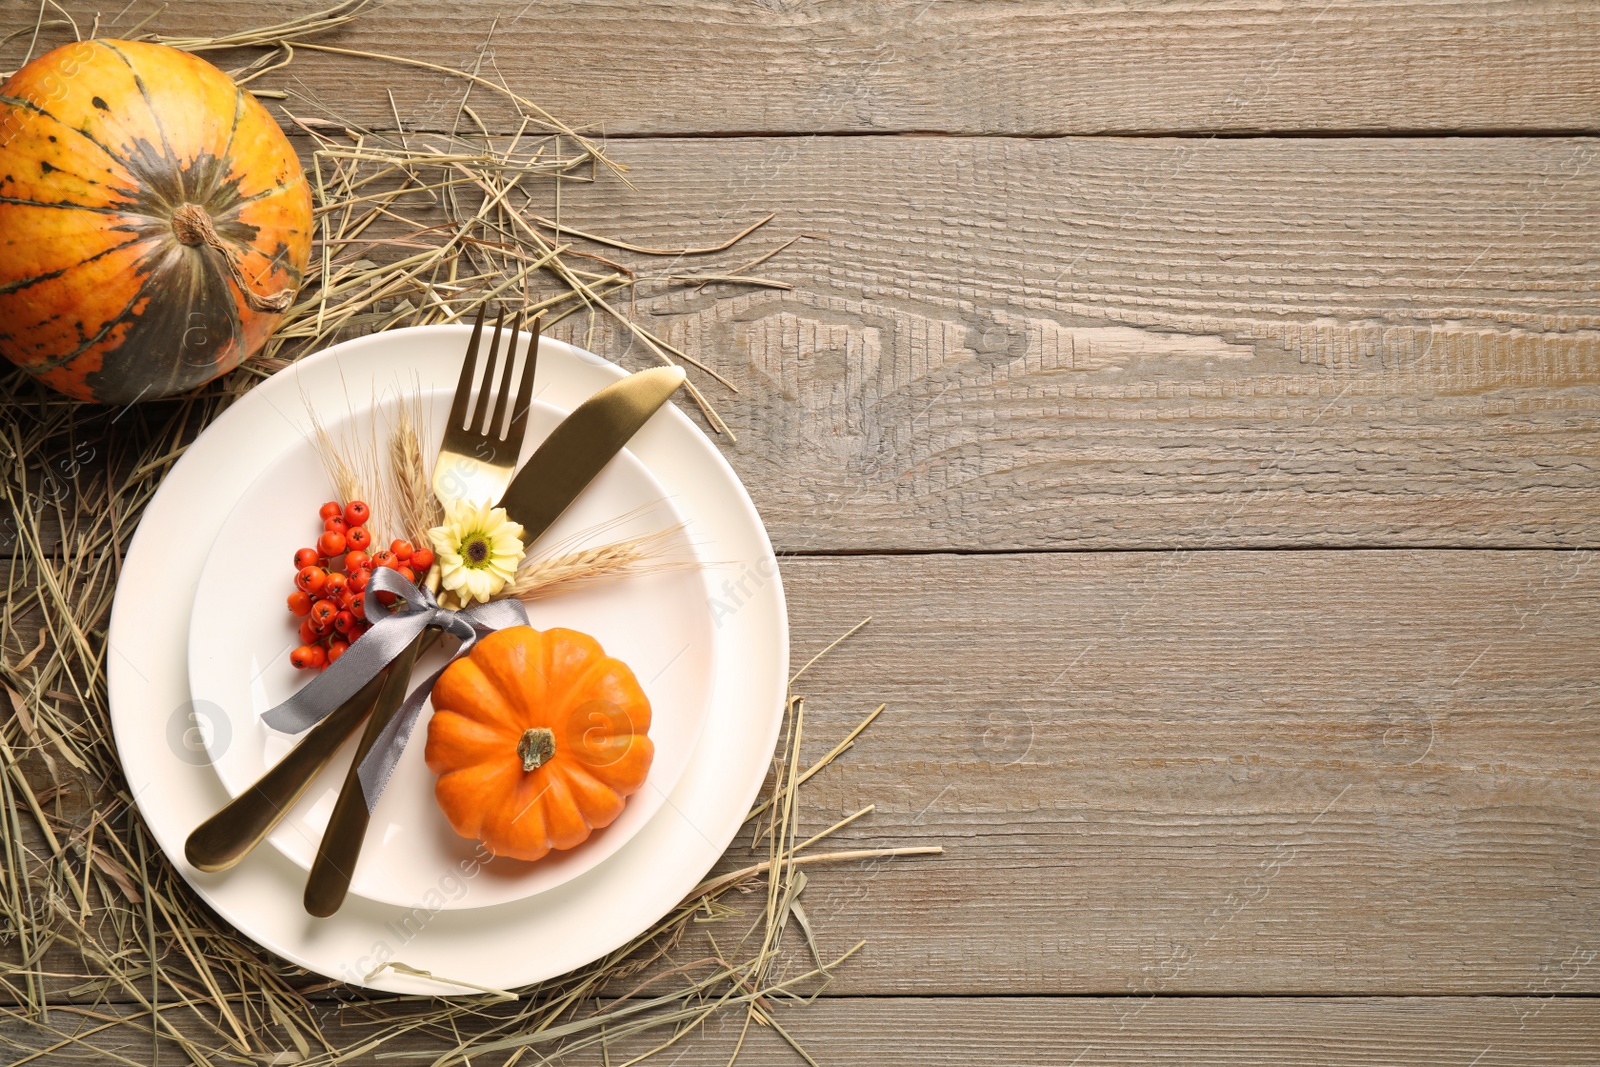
top-left (9, 1), bottom-right (1600, 136)
top-left (3, 996), bottom-right (1598, 1065)
top-left (424, 995), bottom-right (1600, 1066)
top-left (7, 551), bottom-right (1597, 999)
top-left (770, 550), bottom-right (1600, 994)
top-left (7, 135), bottom-right (1600, 556)
top-left (515, 135), bottom-right (1600, 551)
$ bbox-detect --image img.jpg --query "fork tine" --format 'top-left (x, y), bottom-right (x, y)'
top-left (505, 314), bottom-right (542, 451)
top-left (448, 305), bottom-right (486, 432)
top-left (470, 308), bottom-right (506, 436)
top-left (489, 319), bottom-right (522, 441)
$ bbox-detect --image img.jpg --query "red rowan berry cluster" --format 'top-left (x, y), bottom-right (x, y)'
top-left (284, 500), bottom-right (435, 670)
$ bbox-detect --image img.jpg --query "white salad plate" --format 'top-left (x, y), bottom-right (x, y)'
top-left (189, 389), bottom-right (713, 911)
top-left (107, 325), bottom-right (788, 994)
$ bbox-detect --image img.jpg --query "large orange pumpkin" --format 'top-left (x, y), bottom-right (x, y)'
top-left (0, 40), bottom-right (311, 403)
top-left (426, 626), bottom-right (655, 862)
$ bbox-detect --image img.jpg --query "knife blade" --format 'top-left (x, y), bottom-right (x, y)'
top-left (496, 366), bottom-right (688, 538)
top-left (302, 364), bottom-right (687, 916)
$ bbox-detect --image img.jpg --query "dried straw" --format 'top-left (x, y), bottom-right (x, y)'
top-left (0, 6), bottom-right (935, 1064)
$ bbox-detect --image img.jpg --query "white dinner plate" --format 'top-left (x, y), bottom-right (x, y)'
top-left (107, 325), bottom-right (788, 994)
top-left (188, 384), bottom-right (714, 910)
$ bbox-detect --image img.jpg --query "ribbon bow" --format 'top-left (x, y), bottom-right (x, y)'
top-left (261, 566), bottom-right (528, 811)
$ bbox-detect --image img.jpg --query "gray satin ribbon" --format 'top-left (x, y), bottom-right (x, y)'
top-left (260, 565), bottom-right (528, 811)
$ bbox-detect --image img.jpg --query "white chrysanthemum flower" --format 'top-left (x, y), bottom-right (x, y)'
top-left (427, 498), bottom-right (526, 605)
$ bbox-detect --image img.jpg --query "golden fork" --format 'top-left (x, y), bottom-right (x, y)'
top-left (432, 305), bottom-right (542, 512)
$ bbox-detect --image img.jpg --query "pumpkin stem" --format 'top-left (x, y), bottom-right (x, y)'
top-left (518, 727), bottom-right (556, 772)
top-left (170, 203), bottom-right (295, 314)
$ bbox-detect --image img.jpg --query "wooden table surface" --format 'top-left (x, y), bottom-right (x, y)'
top-left (6, 1), bottom-right (1600, 1063)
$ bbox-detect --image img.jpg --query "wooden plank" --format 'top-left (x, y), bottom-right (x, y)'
top-left (7, 135), bottom-right (1600, 554)
top-left (351, 996), bottom-right (1600, 1065)
top-left (5, 551), bottom-right (1597, 998)
top-left (422, 996), bottom-right (1600, 1066)
top-left (9, 1), bottom-right (1600, 136)
top-left (753, 550), bottom-right (1600, 995)
top-left (2, 996), bottom-right (1597, 1064)
top-left (505, 135), bottom-right (1600, 551)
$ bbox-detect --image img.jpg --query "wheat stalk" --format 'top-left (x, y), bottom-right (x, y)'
top-left (306, 404), bottom-right (366, 504)
top-left (512, 524), bottom-right (692, 601)
top-left (388, 394), bottom-right (440, 547)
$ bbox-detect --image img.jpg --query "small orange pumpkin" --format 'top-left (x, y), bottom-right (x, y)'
top-left (0, 40), bottom-right (311, 403)
top-left (426, 626), bottom-right (654, 862)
